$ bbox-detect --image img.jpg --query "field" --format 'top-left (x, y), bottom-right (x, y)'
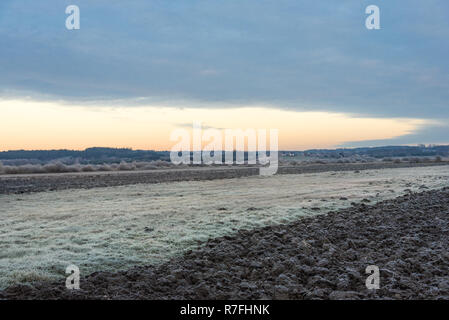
top-left (1, 164), bottom-right (449, 292)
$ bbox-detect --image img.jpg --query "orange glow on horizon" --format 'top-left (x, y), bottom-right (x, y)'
top-left (0, 99), bottom-right (428, 151)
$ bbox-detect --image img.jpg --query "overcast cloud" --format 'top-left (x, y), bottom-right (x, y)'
top-left (1, 0), bottom-right (448, 145)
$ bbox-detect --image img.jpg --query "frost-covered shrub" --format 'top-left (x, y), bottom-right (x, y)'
top-left (43, 161), bottom-right (70, 173)
top-left (151, 160), bottom-right (172, 167)
top-left (96, 164), bottom-right (113, 171)
top-left (0, 159), bottom-right (177, 175)
top-left (135, 162), bottom-right (153, 169)
top-left (4, 164), bottom-right (45, 174)
top-left (118, 161), bottom-right (136, 171)
top-left (81, 165), bottom-right (95, 172)
top-left (23, 164), bottom-right (46, 174)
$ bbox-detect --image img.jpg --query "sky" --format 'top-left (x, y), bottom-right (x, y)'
top-left (1, 0), bottom-right (448, 151)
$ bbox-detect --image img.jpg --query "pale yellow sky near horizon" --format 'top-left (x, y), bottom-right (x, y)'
top-left (0, 99), bottom-right (429, 151)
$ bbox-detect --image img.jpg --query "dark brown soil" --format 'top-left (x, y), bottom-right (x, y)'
top-left (1, 161), bottom-right (447, 195)
top-left (2, 188), bottom-right (448, 300)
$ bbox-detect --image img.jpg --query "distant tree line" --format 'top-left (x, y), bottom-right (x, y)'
top-left (298, 145), bottom-right (449, 158)
top-left (0, 148), bottom-right (170, 164)
top-left (1, 145), bottom-right (448, 165)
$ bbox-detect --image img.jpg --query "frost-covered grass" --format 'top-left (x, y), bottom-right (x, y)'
top-left (1, 165), bottom-right (449, 289)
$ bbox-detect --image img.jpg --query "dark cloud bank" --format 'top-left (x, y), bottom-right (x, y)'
top-left (1, 0), bottom-right (448, 145)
